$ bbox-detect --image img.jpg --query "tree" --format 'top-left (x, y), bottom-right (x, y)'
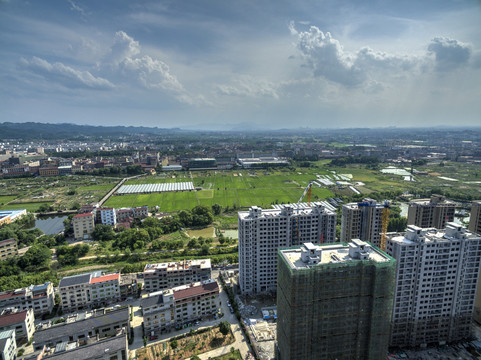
top-left (187, 239), bottom-right (198, 248)
top-left (70, 202), bottom-right (81, 210)
top-left (92, 224), bottom-right (116, 241)
top-left (142, 217), bottom-right (161, 228)
top-left (219, 321), bottom-right (230, 337)
top-left (201, 244), bottom-right (210, 255)
top-left (212, 204), bottom-right (222, 216)
top-left (388, 217), bottom-right (408, 232)
top-left (178, 210), bottom-right (193, 227)
top-left (191, 205), bottom-right (214, 226)
top-left (19, 243), bottom-right (52, 270)
top-left (170, 339), bottom-right (178, 351)
top-left (38, 203), bottom-right (52, 213)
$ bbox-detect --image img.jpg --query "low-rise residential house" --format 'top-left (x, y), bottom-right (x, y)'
top-left (0, 308), bottom-right (35, 342)
top-left (141, 279), bottom-right (220, 335)
top-left (143, 259), bottom-right (211, 293)
top-left (59, 273), bottom-right (91, 312)
top-left (90, 273), bottom-right (121, 308)
top-left (39, 166), bottom-right (59, 177)
top-left (0, 215), bottom-right (11, 227)
top-left (0, 239), bottom-right (17, 261)
top-left (41, 334), bottom-right (128, 360)
top-left (59, 272), bottom-right (121, 312)
top-left (0, 330), bottom-right (16, 360)
top-left (119, 274), bottom-right (137, 300)
top-left (132, 206), bottom-right (148, 218)
top-left (33, 307), bottom-right (130, 351)
top-left (0, 282), bottom-right (55, 316)
top-left (72, 213), bottom-right (95, 241)
top-left (115, 209), bottom-right (132, 223)
top-left (99, 208), bottom-right (116, 226)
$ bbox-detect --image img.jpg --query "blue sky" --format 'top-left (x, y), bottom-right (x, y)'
top-left (1, 0), bottom-right (480, 130)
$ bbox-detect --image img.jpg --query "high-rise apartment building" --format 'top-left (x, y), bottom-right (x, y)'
top-left (468, 200), bottom-right (481, 235)
top-left (238, 203), bottom-right (336, 295)
top-left (340, 198), bottom-right (389, 247)
top-left (387, 223), bottom-right (481, 347)
top-left (277, 241), bottom-right (395, 360)
top-left (407, 194), bottom-right (455, 229)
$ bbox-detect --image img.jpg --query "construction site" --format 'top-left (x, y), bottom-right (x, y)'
top-left (276, 240), bottom-right (396, 360)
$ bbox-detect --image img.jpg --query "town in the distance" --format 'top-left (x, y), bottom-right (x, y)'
top-left (1, 124), bottom-right (481, 360)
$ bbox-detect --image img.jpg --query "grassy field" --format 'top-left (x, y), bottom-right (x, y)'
top-left (105, 169), bottom-right (335, 211)
top-left (0, 201), bottom-right (54, 211)
top-left (0, 176), bottom-right (118, 211)
top-left (185, 227), bottom-right (216, 238)
top-left (0, 195), bottom-right (18, 206)
top-left (3, 161), bottom-right (479, 214)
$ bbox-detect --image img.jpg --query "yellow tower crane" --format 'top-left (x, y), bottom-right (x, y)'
top-left (380, 205), bottom-right (390, 252)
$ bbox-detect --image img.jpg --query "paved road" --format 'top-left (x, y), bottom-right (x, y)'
top-left (98, 174), bottom-right (145, 206)
top-left (129, 270), bottom-right (251, 359)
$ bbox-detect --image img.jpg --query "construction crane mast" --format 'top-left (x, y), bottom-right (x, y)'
top-left (380, 204), bottom-right (390, 252)
top-left (357, 199), bottom-right (391, 251)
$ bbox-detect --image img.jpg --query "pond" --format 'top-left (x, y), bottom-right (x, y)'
top-left (32, 215), bottom-right (68, 235)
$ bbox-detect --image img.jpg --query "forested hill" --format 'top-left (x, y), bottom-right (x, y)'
top-left (0, 122), bottom-right (184, 140)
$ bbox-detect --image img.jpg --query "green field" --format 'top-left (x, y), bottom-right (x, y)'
top-left (76, 184), bottom-right (116, 192)
top-left (0, 201), bottom-right (54, 211)
top-left (0, 195), bottom-right (18, 205)
top-left (105, 169), bottom-right (335, 211)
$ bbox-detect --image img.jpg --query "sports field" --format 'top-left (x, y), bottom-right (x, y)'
top-left (105, 169), bottom-right (335, 212)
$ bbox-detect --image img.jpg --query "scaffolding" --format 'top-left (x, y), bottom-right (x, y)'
top-left (276, 246), bottom-right (396, 360)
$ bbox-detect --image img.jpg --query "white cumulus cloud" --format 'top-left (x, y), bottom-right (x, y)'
top-left (290, 22), bottom-right (474, 90)
top-left (20, 56), bottom-right (114, 90)
top-left (106, 31), bottom-right (141, 65)
top-left (102, 31), bottom-right (197, 103)
top-left (291, 23), bottom-right (363, 86)
top-left (120, 55), bottom-right (184, 93)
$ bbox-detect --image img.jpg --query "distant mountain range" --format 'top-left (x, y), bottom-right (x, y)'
top-left (0, 122), bottom-right (184, 140)
top-left (1, 121), bottom-right (480, 141)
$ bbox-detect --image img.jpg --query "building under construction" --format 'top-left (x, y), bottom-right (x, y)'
top-left (276, 240), bottom-right (396, 360)
top-left (340, 198), bottom-right (390, 249)
top-left (407, 194), bottom-right (455, 229)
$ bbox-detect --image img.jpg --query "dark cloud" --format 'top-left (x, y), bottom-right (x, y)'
top-left (428, 37), bottom-right (471, 71)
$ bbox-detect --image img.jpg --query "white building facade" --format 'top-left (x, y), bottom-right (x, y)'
top-left (143, 259), bottom-right (212, 293)
top-left (387, 223), bottom-right (481, 347)
top-left (99, 207), bottom-right (117, 226)
top-left (141, 279), bottom-right (220, 334)
top-left (238, 204), bottom-right (336, 294)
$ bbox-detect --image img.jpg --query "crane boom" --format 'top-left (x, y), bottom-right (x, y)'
top-left (298, 180), bottom-right (315, 206)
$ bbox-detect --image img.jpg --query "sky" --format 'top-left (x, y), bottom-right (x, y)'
top-left (1, 0), bottom-right (480, 130)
